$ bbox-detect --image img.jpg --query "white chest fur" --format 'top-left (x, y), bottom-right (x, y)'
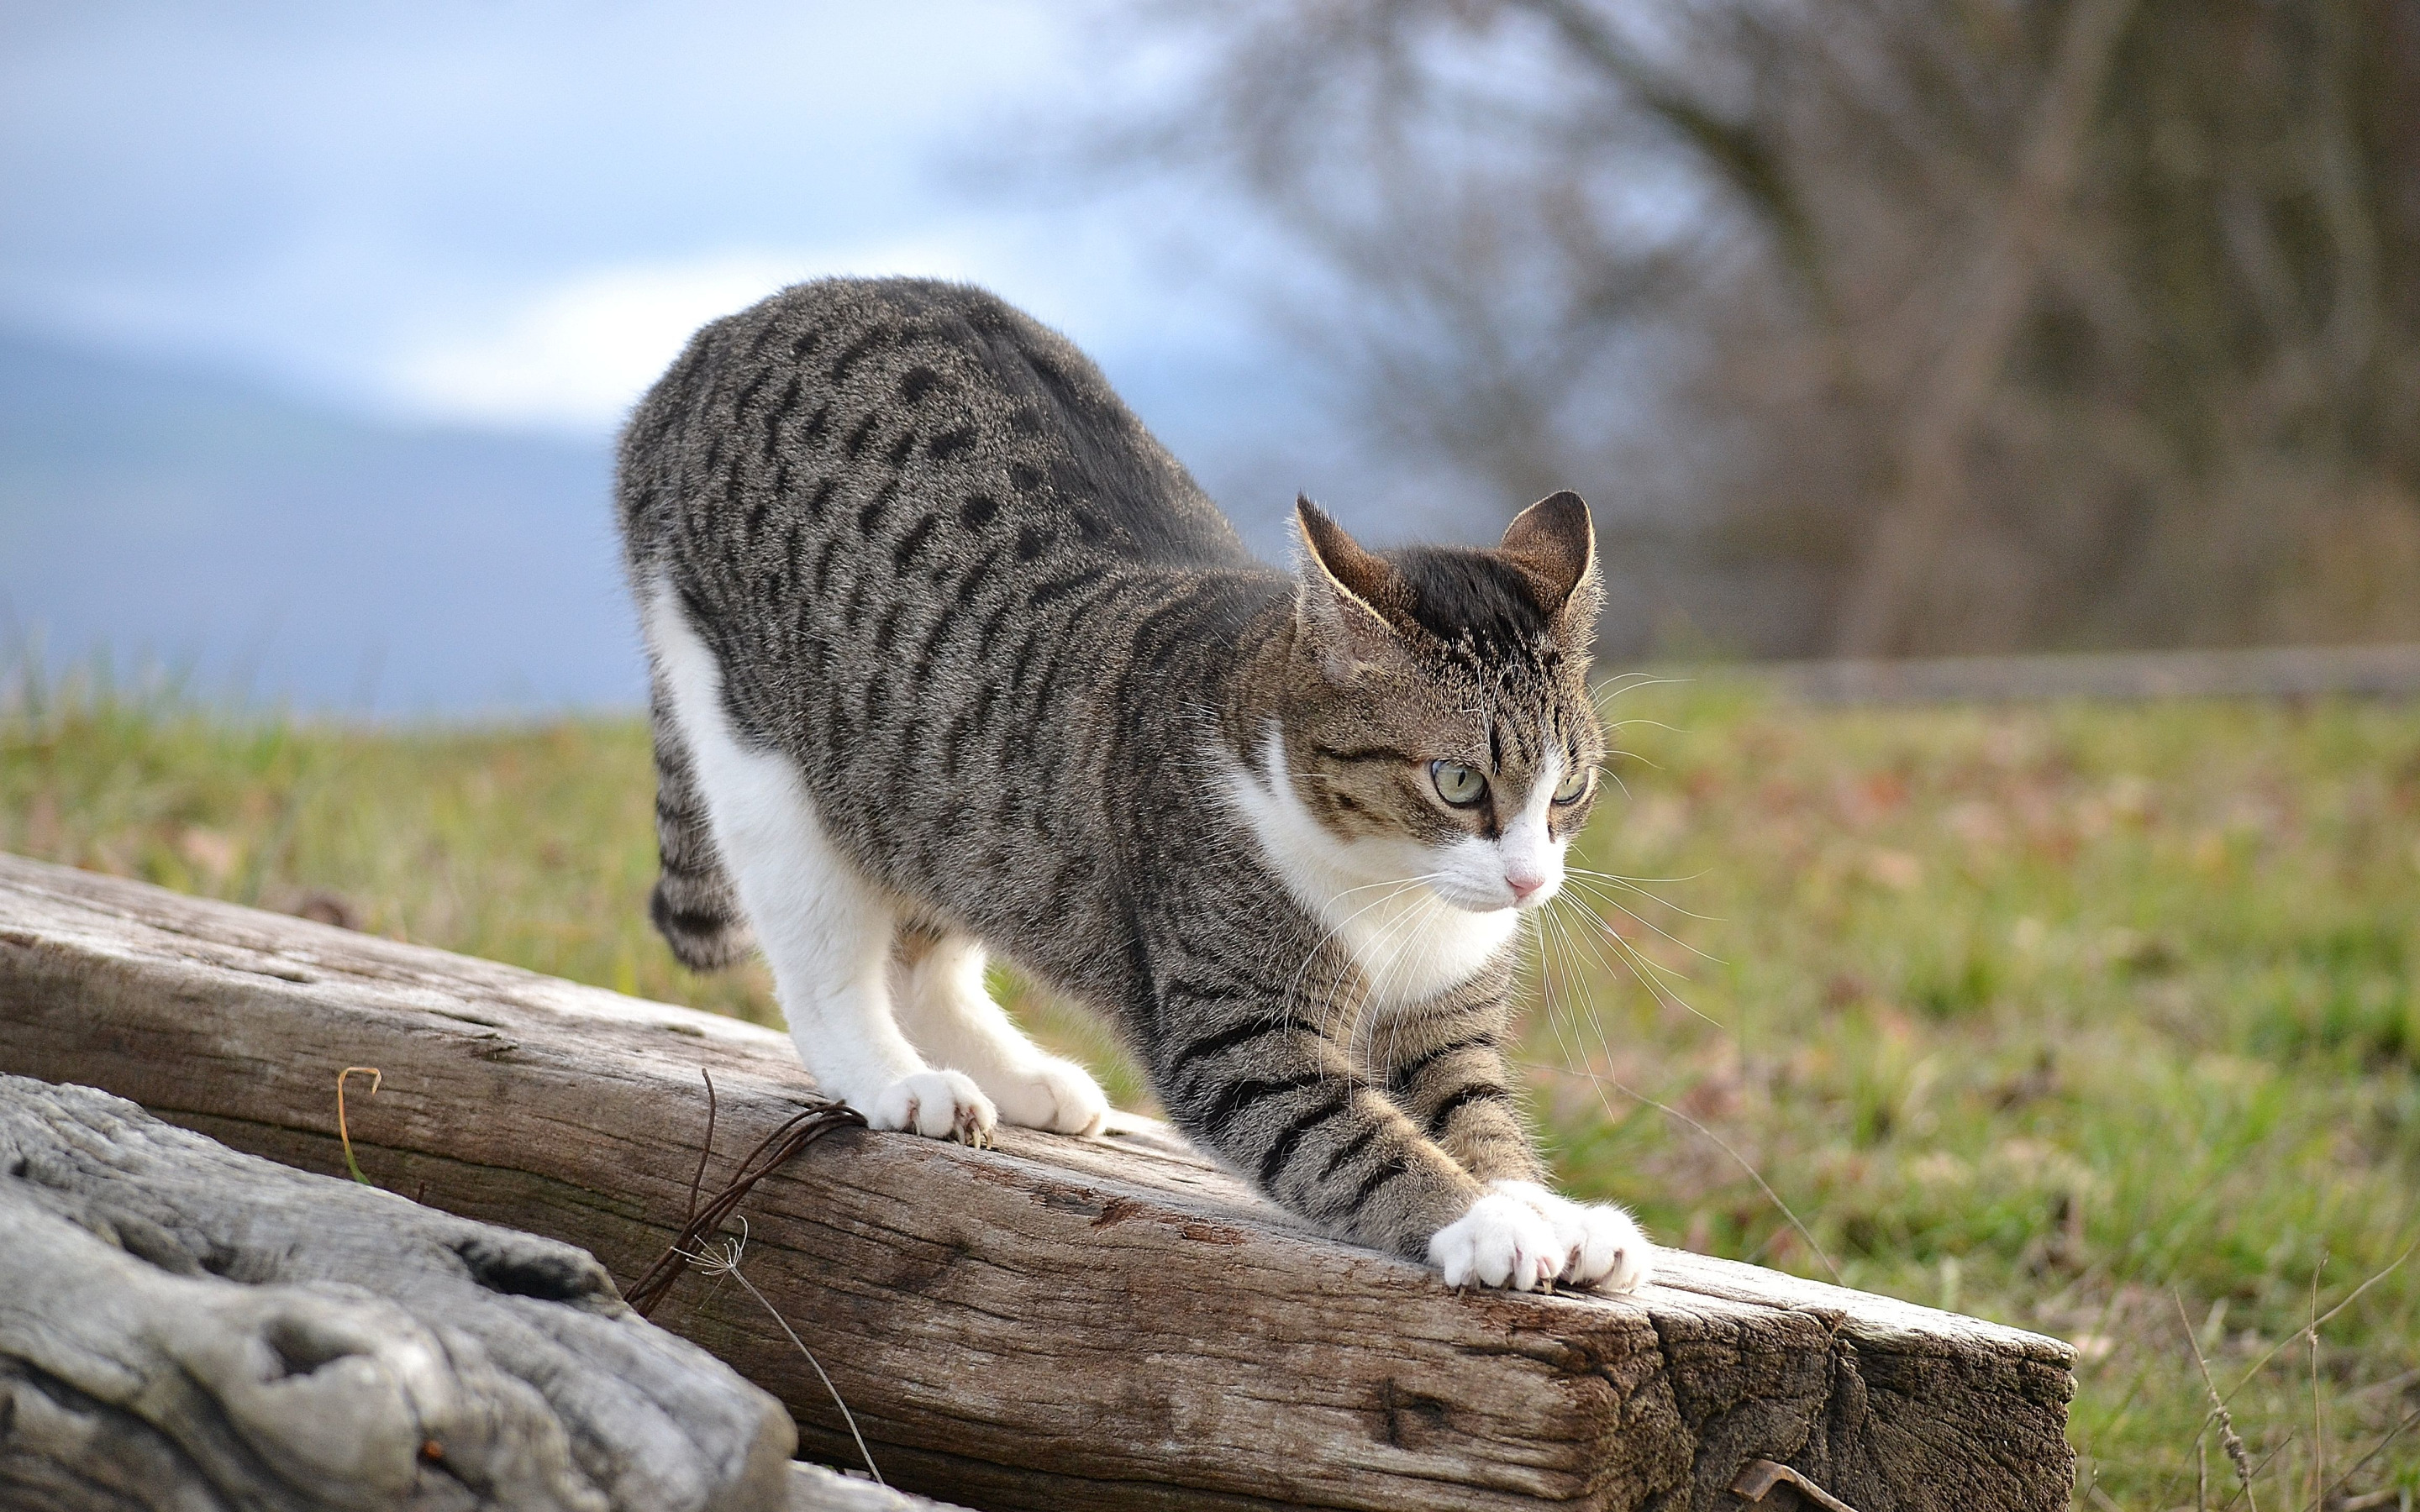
top-left (1218, 728), bottom-right (1520, 1013)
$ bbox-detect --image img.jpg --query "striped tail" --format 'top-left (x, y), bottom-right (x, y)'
top-left (645, 678), bottom-right (755, 972)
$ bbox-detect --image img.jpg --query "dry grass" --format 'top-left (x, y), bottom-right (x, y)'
top-left (5, 668), bottom-right (2415, 1507)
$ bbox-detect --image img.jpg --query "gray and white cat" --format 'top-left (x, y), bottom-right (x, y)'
top-left (617, 277), bottom-right (1649, 1293)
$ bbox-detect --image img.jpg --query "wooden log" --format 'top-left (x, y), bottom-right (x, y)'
top-left (788, 1462), bottom-right (962, 1512)
top-left (0, 853), bottom-right (2076, 1511)
top-left (0, 1073), bottom-right (803, 1511)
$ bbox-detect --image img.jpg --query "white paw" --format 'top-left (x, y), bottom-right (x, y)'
top-left (985, 1056), bottom-right (1109, 1136)
top-left (1426, 1192), bottom-right (1563, 1291)
top-left (865, 1070), bottom-right (997, 1143)
top-left (1492, 1179), bottom-right (1655, 1293)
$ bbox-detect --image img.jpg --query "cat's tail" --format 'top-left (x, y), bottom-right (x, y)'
top-left (644, 675), bottom-right (755, 973)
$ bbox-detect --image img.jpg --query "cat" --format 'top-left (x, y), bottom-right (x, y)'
top-left (617, 277), bottom-right (1649, 1294)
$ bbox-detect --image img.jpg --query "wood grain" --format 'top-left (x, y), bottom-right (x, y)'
top-left (0, 853), bottom-right (2075, 1511)
top-left (0, 1074), bottom-right (805, 1511)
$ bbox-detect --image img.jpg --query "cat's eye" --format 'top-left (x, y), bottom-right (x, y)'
top-left (1553, 764), bottom-right (1591, 805)
top-left (1430, 760), bottom-right (1487, 807)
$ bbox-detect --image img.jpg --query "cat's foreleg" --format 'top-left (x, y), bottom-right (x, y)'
top-left (1381, 1024), bottom-right (1541, 1184)
top-left (1153, 965), bottom-right (1567, 1291)
top-left (1381, 1005), bottom-right (1653, 1293)
top-left (890, 929), bottom-right (1107, 1136)
top-left (645, 588), bottom-right (993, 1142)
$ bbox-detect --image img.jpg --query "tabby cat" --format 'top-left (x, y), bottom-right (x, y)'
top-left (617, 277), bottom-right (1649, 1293)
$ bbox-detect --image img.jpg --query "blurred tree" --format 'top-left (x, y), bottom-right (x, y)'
top-left (1102, 0), bottom-right (2420, 656)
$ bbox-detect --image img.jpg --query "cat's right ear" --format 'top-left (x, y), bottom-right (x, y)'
top-left (1293, 496), bottom-right (1410, 682)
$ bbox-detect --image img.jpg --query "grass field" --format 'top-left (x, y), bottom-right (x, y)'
top-left (5, 671), bottom-right (2417, 1509)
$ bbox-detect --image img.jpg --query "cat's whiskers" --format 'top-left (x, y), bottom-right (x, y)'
top-left (1558, 870), bottom-right (1733, 968)
top-left (1289, 872), bottom-right (1447, 1002)
top-left (1550, 885), bottom-right (1665, 978)
top-left (1373, 888), bottom-right (1452, 1007)
top-left (1522, 907), bottom-right (1841, 1284)
top-left (1378, 905), bottom-right (1467, 1081)
top-left (1378, 891), bottom-right (1460, 1061)
top-left (1547, 884), bottom-right (1729, 1036)
top-left (1329, 872), bottom-right (1450, 901)
top-left (1565, 864), bottom-right (1712, 887)
top-left (1562, 867), bottom-right (1726, 924)
top-left (1535, 899), bottom-right (1590, 1064)
top-left (1323, 882), bottom-right (1437, 1067)
top-left (1276, 872), bottom-right (1445, 1039)
top-left (1587, 673), bottom-right (1690, 715)
top-left (1559, 874), bottom-right (1728, 965)
top-left (1533, 900), bottom-right (1617, 1146)
top-left (1528, 895), bottom-right (1838, 1281)
top-left (1350, 888), bottom-right (1455, 1073)
top-left (1588, 671), bottom-right (1665, 696)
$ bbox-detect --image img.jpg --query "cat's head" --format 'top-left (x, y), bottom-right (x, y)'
top-left (1272, 491), bottom-right (1606, 914)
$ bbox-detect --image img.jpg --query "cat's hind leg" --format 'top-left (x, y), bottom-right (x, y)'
top-left (890, 927), bottom-right (1108, 1137)
top-left (644, 585), bottom-right (993, 1141)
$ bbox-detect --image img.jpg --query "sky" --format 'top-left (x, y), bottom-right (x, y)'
top-left (1, 0), bottom-right (1256, 432)
top-left (0, 1), bottom-right (1368, 711)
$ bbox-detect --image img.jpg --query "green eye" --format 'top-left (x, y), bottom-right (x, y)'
top-left (1553, 764), bottom-right (1591, 804)
top-left (1430, 760), bottom-right (1487, 807)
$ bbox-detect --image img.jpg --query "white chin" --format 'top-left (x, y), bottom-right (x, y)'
top-left (1439, 887), bottom-right (1519, 914)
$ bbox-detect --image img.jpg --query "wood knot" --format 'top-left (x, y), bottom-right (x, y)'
top-left (1373, 1378), bottom-right (1451, 1450)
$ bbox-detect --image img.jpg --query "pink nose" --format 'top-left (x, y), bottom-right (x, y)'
top-left (1506, 873), bottom-right (1544, 902)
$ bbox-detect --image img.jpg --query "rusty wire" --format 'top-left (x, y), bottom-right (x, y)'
top-left (626, 1068), bottom-right (865, 1319)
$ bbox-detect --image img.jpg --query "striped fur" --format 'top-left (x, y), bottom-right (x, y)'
top-left (645, 670), bottom-right (753, 971)
top-left (617, 277), bottom-right (1647, 1288)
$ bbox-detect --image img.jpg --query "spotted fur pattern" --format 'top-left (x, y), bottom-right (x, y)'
top-left (617, 277), bottom-right (1649, 1289)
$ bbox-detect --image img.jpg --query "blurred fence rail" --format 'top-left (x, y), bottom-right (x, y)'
top-left (1677, 643), bottom-right (2420, 706)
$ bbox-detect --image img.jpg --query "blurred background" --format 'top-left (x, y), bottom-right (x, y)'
top-left (0, 0), bottom-right (1323, 711)
top-left (7, 0), bottom-right (2415, 713)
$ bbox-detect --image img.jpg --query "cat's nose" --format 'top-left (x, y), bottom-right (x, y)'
top-left (1505, 871), bottom-right (1544, 902)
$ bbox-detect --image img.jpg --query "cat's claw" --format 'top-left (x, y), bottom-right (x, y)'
top-left (1428, 1191), bottom-right (1564, 1291)
top-left (986, 1057), bottom-right (1109, 1137)
top-left (1491, 1179), bottom-right (1654, 1293)
top-left (865, 1070), bottom-right (997, 1144)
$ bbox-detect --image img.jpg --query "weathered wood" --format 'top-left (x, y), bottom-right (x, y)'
top-left (0, 1074), bottom-right (800, 1510)
top-left (789, 1463), bottom-right (964, 1512)
top-left (0, 853), bottom-right (2076, 1511)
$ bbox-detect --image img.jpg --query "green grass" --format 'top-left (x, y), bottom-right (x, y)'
top-left (6, 669), bottom-right (2417, 1508)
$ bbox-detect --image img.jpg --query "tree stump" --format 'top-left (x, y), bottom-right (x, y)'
top-left (0, 853), bottom-right (2077, 1510)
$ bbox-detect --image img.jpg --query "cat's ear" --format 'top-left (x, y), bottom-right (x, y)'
top-left (1500, 490), bottom-right (1602, 643)
top-left (1294, 496), bottom-right (1411, 681)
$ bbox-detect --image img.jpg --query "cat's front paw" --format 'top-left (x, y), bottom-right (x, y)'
top-left (1427, 1191), bottom-right (1563, 1291)
top-left (985, 1056), bottom-right (1108, 1137)
top-left (1492, 1179), bottom-right (1654, 1293)
top-left (865, 1070), bottom-right (997, 1144)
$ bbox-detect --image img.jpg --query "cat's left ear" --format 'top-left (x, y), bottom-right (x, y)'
top-left (1500, 490), bottom-right (1602, 643)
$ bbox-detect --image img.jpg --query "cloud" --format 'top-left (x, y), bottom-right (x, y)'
top-left (381, 248), bottom-right (976, 433)
top-left (373, 218), bottom-right (1252, 435)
